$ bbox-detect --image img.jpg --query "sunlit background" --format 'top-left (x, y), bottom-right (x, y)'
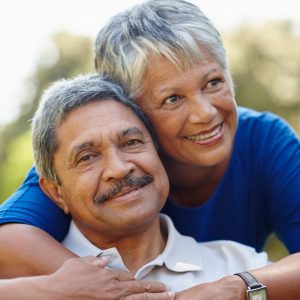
top-left (0, 0), bottom-right (299, 260)
top-left (1, 0), bottom-right (299, 126)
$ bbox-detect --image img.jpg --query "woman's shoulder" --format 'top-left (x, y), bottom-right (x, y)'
top-left (231, 106), bottom-right (299, 170)
top-left (238, 106), bottom-right (285, 125)
top-left (236, 106), bottom-right (297, 141)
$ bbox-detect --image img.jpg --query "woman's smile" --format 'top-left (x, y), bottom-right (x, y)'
top-left (184, 122), bottom-right (223, 145)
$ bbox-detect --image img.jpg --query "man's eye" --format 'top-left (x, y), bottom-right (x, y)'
top-left (125, 139), bottom-right (143, 147)
top-left (77, 154), bottom-right (95, 164)
top-left (163, 95), bottom-right (180, 105)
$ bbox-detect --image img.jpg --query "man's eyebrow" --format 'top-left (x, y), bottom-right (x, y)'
top-left (70, 142), bottom-right (94, 157)
top-left (121, 126), bottom-right (145, 137)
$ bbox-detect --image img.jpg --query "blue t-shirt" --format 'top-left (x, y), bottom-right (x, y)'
top-left (1, 107), bottom-right (300, 252)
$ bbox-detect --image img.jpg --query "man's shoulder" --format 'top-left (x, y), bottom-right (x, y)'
top-left (199, 239), bottom-right (258, 253)
top-left (197, 240), bottom-right (269, 270)
top-left (161, 214), bottom-right (268, 268)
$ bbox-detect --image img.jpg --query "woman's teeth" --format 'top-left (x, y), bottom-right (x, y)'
top-left (185, 124), bottom-right (222, 141)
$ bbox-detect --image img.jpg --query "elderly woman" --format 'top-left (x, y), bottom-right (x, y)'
top-left (0, 0), bottom-right (299, 299)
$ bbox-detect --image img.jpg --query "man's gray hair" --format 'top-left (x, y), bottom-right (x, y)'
top-left (32, 74), bottom-right (157, 183)
top-left (95, 0), bottom-right (234, 98)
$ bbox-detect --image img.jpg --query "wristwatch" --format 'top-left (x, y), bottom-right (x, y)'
top-left (235, 271), bottom-right (267, 300)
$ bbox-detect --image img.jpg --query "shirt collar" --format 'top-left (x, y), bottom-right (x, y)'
top-left (156, 214), bottom-right (203, 272)
top-left (63, 214), bottom-right (203, 278)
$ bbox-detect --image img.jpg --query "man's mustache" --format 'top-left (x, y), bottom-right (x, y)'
top-left (93, 175), bottom-right (153, 204)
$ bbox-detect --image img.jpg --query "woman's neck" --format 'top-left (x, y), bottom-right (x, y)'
top-left (160, 153), bottom-right (230, 207)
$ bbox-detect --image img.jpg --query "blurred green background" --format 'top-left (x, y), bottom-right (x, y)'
top-left (0, 21), bottom-right (299, 261)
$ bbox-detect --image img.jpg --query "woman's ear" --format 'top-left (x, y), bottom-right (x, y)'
top-left (39, 177), bottom-right (70, 214)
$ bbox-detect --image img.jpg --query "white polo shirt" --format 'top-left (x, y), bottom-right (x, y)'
top-left (63, 214), bottom-right (269, 292)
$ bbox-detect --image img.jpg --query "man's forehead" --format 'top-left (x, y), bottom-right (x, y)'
top-left (68, 125), bottom-right (146, 154)
top-left (60, 99), bottom-right (145, 129)
top-left (77, 125), bottom-right (146, 141)
top-left (56, 100), bottom-right (150, 150)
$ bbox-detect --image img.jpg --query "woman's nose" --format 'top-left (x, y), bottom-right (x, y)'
top-left (187, 94), bottom-right (217, 124)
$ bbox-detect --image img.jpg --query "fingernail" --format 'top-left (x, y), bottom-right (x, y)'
top-left (167, 291), bottom-right (175, 299)
top-left (96, 254), bottom-right (111, 265)
top-left (97, 253), bottom-right (111, 261)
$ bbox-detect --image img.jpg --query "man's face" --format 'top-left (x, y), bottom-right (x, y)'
top-left (42, 100), bottom-right (169, 245)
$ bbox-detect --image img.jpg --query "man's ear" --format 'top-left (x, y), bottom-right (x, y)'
top-left (39, 177), bottom-right (70, 214)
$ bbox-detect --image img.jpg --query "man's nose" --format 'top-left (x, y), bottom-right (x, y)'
top-left (187, 93), bottom-right (217, 124)
top-left (102, 150), bottom-right (135, 182)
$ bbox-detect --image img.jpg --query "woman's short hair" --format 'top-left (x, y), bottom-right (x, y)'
top-left (95, 0), bottom-right (234, 98)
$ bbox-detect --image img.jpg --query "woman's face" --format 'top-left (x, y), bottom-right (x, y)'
top-left (136, 50), bottom-right (238, 168)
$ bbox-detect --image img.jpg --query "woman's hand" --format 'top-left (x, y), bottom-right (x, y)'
top-left (46, 256), bottom-right (175, 300)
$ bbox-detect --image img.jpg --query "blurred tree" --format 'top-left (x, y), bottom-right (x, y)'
top-left (224, 21), bottom-right (300, 132)
top-left (0, 131), bottom-right (33, 201)
top-left (0, 32), bottom-right (93, 202)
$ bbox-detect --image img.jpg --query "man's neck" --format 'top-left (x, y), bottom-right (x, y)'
top-left (115, 219), bottom-right (167, 274)
top-left (76, 215), bottom-right (167, 275)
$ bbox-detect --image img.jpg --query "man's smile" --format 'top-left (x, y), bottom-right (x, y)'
top-left (93, 175), bottom-right (153, 204)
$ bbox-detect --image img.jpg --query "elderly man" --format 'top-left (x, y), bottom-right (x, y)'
top-left (30, 74), bottom-right (268, 297)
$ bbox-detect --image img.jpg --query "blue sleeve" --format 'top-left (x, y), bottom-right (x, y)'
top-left (262, 114), bottom-right (300, 253)
top-left (0, 166), bottom-right (71, 241)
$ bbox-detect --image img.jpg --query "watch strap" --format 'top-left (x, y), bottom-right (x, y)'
top-left (234, 271), bottom-right (264, 289)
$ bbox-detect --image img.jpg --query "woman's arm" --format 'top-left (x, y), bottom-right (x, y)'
top-left (0, 166), bottom-right (73, 277)
top-left (251, 253), bottom-right (300, 299)
top-left (0, 257), bottom-right (97, 300)
top-left (176, 253), bottom-right (300, 300)
top-left (0, 256), bottom-right (173, 300)
top-left (0, 224), bottom-right (75, 277)
top-left (0, 231), bottom-right (173, 299)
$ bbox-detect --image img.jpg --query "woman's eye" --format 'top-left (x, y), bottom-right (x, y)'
top-left (207, 78), bottom-right (222, 89)
top-left (163, 95), bottom-right (180, 105)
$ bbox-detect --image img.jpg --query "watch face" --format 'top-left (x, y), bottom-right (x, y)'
top-left (248, 287), bottom-right (267, 300)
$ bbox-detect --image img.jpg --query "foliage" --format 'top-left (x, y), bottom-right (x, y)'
top-left (0, 131), bottom-right (33, 201)
top-left (224, 21), bottom-right (300, 132)
top-left (0, 32), bottom-right (93, 202)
